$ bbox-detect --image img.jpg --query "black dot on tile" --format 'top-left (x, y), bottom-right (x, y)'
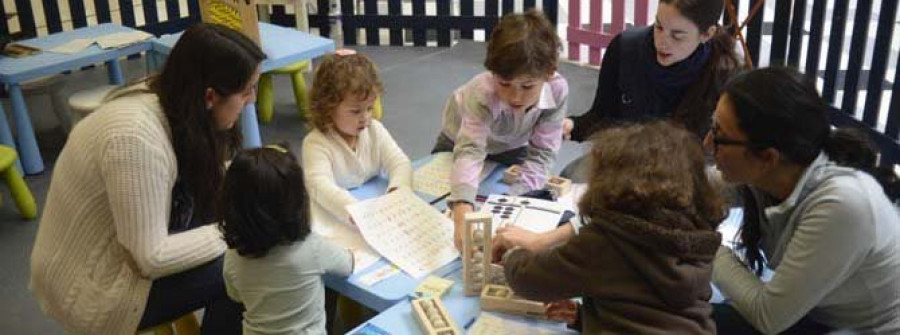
top-left (501, 214), bottom-right (510, 219)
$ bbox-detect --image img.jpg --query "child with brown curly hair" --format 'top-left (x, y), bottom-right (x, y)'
top-left (498, 121), bottom-right (726, 334)
top-left (301, 52), bottom-right (412, 241)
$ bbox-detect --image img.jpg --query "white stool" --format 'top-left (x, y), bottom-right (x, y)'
top-left (67, 84), bottom-right (119, 125)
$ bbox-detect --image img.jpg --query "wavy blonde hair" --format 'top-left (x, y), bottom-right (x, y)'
top-left (310, 53), bottom-right (383, 132)
top-left (578, 121), bottom-right (726, 229)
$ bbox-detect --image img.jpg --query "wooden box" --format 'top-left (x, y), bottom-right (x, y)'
top-left (546, 176), bottom-right (572, 197)
top-left (462, 212), bottom-right (493, 296)
top-left (502, 165), bottom-right (521, 184)
top-left (480, 284), bottom-right (548, 319)
top-left (411, 297), bottom-right (461, 335)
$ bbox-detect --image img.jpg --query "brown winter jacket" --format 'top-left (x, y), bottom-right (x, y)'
top-left (504, 208), bottom-right (722, 334)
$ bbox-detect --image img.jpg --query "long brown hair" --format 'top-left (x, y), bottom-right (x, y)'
top-left (724, 67), bottom-right (892, 274)
top-left (663, 0), bottom-right (742, 137)
top-left (149, 23), bottom-right (265, 221)
top-left (579, 121), bottom-right (726, 228)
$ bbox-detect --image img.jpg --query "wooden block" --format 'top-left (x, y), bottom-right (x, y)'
top-left (546, 176), bottom-right (572, 197)
top-left (480, 284), bottom-right (548, 319)
top-left (411, 297), bottom-right (461, 335)
top-left (487, 263), bottom-right (507, 286)
top-left (462, 212), bottom-right (493, 296)
top-left (502, 165), bottom-right (522, 184)
top-left (415, 275), bottom-right (455, 299)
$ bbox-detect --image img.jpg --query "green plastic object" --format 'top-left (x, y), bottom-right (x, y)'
top-left (0, 145), bottom-right (36, 219)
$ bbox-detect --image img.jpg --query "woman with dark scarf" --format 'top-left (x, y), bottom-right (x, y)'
top-left (496, 0), bottom-right (742, 260)
top-left (561, 0), bottom-right (742, 181)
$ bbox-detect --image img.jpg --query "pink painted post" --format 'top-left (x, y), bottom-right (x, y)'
top-left (566, 0), bottom-right (638, 66)
top-left (611, 0), bottom-right (626, 35)
top-left (588, 0), bottom-right (603, 64)
top-left (635, 0), bottom-right (650, 26)
top-left (567, 0), bottom-right (581, 62)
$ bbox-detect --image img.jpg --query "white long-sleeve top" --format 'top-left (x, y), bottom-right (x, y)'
top-left (300, 119), bottom-right (412, 238)
top-left (29, 89), bottom-right (227, 334)
top-left (713, 154), bottom-right (900, 334)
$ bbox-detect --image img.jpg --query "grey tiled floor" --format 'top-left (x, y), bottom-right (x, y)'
top-left (0, 40), bottom-right (599, 334)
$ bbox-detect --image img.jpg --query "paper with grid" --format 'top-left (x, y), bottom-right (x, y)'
top-left (346, 189), bottom-right (459, 278)
top-left (413, 152), bottom-right (498, 197)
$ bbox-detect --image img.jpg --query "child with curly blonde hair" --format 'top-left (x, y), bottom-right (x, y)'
top-left (301, 53), bottom-right (412, 239)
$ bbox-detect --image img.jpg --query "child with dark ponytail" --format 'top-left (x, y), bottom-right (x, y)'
top-left (706, 67), bottom-right (900, 334)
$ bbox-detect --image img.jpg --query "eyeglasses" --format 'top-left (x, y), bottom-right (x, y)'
top-left (709, 120), bottom-right (749, 149)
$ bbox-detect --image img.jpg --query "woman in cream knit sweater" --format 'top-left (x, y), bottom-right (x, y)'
top-left (29, 23), bottom-right (264, 334)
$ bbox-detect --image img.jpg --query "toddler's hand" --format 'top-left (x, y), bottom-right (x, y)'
top-left (562, 118), bottom-right (573, 140)
top-left (545, 299), bottom-right (578, 324)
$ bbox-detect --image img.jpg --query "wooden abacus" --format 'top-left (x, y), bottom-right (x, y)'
top-left (487, 263), bottom-right (507, 286)
top-left (546, 176), bottom-right (572, 197)
top-left (480, 284), bottom-right (548, 319)
top-left (462, 212), bottom-right (493, 296)
top-left (411, 297), bottom-right (461, 335)
top-left (502, 165), bottom-right (522, 184)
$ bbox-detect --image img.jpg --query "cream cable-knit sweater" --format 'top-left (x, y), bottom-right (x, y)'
top-left (30, 89), bottom-right (227, 334)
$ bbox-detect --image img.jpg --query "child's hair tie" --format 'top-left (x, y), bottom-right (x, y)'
top-left (335, 48), bottom-right (357, 56)
top-left (263, 144), bottom-right (288, 153)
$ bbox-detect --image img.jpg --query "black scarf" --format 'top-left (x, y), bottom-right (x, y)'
top-left (648, 39), bottom-right (711, 116)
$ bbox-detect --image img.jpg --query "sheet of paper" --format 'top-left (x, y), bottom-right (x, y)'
top-left (556, 183), bottom-right (587, 213)
top-left (95, 31), bottom-right (153, 49)
top-left (49, 38), bottom-right (94, 54)
top-left (346, 189), bottom-right (459, 278)
top-left (357, 263), bottom-right (401, 286)
top-left (469, 313), bottom-right (574, 335)
top-left (350, 248), bottom-right (380, 275)
top-left (718, 207), bottom-right (743, 249)
top-left (413, 152), bottom-right (498, 197)
top-left (480, 194), bottom-right (565, 235)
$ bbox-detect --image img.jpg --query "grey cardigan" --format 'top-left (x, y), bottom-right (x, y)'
top-left (713, 153), bottom-right (900, 334)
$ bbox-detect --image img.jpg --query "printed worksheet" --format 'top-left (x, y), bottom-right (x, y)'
top-left (469, 313), bottom-right (575, 335)
top-left (413, 153), bottom-right (498, 197)
top-left (479, 194), bottom-right (565, 234)
top-left (346, 189), bottom-right (459, 278)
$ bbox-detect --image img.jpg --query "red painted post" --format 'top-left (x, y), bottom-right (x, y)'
top-left (568, 0), bottom-right (581, 62)
top-left (635, 0), bottom-right (649, 26)
top-left (612, 0), bottom-right (626, 35)
top-left (588, 0), bottom-right (603, 64)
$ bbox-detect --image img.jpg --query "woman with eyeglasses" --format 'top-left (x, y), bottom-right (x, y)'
top-left (706, 67), bottom-right (900, 334)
